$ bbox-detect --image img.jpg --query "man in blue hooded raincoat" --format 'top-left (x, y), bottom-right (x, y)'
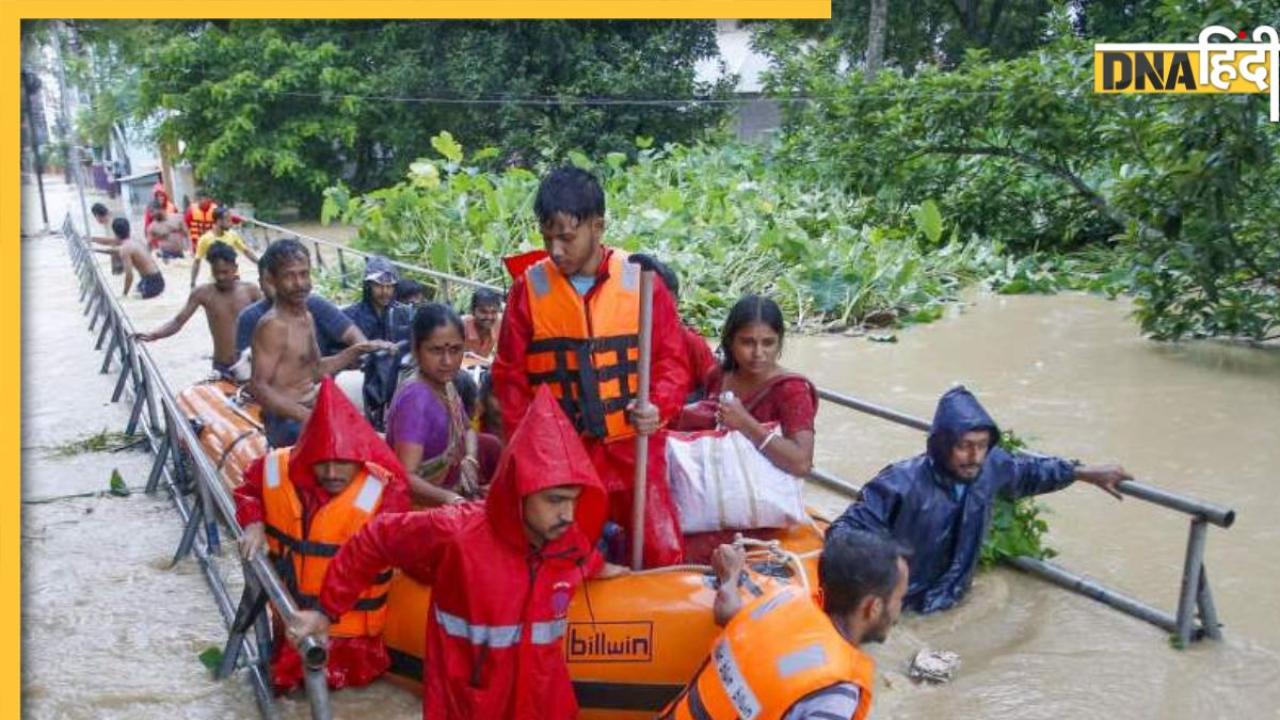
top-left (828, 386), bottom-right (1131, 614)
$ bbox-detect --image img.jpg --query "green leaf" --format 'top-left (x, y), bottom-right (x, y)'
top-left (198, 646), bottom-right (224, 671)
top-left (108, 469), bottom-right (130, 497)
top-left (635, 135), bottom-right (654, 149)
top-left (430, 131), bottom-right (463, 163)
top-left (913, 199), bottom-right (944, 245)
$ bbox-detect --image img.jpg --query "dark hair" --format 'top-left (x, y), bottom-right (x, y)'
top-left (819, 529), bottom-right (912, 616)
top-left (91, 202), bottom-right (109, 218)
top-left (111, 217), bottom-right (130, 239)
top-left (453, 372), bottom-right (478, 418)
top-left (212, 205), bottom-right (230, 221)
top-left (628, 253), bottom-right (679, 299)
top-left (261, 238), bottom-right (310, 276)
top-left (395, 279), bottom-right (427, 303)
top-left (719, 294), bottom-right (786, 372)
top-left (205, 241), bottom-right (238, 266)
top-left (150, 199), bottom-right (167, 213)
top-left (471, 287), bottom-right (503, 312)
top-left (533, 166), bottom-right (605, 225)
top-left (411, 302), bottom-right (465, 351)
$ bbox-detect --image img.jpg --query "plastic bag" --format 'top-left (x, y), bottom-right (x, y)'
top-left (665, 424), bottom-right (807, 533)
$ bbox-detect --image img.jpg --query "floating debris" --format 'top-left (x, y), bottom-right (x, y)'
top-left (910, 648), bottom-right (961, 684)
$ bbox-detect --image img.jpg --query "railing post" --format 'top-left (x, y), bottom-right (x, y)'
top-left (312, 240), bottom-right (326, 270)
top-left (1174, 518), bottom-right (1209, 647)
top-left (337, 248), bottom-right (349, 288)
top-left (1197, 564), bottom-right (1223, 641)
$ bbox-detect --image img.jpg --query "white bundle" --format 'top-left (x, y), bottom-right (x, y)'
top-left (666, 425), bottom-right (808, 533)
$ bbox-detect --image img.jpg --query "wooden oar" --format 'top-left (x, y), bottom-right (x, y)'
top-left (631, 268), bottom-right (655, 571)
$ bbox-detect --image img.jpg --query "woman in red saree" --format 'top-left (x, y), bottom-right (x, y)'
top-left (674, 294), bottom-right (818, 562)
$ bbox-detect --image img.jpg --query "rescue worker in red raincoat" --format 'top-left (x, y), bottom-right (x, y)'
top-left (234, 377), bottom-right (411, 693)
top-left (492, 167), bottom-right (691, 567)
top-left (288, 387), bottom-right (627, 719)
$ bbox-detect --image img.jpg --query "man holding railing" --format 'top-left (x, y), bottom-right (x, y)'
top-left (827, 385), bottom-right (1131, 614)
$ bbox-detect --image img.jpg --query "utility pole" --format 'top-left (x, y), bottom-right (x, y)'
top-left (51, 21), bottom-right (91, 235)
top-left (22, 71), bottom-right (50, 232)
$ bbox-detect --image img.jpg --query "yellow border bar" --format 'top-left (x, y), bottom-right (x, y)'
top-left (8, 1), bottom-right (831, 20)
top-left (3, 15), bottom-right (21, 720)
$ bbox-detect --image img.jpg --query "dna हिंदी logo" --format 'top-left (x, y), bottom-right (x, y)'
top-left (1094, 25), bottom-right (1278, 121)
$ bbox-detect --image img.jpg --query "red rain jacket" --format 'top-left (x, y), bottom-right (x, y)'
top-left (319, 387), bottom-right (609, 719)
top-left (492, 246), bottom-right (690, 567)
top-left (234, 378), bottom-right (411, 692)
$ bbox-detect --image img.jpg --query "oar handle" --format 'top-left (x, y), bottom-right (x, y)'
top-left (630, 269), bottom-right (655, 571)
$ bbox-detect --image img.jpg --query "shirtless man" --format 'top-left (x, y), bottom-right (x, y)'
top-left (250, 238), bottom-right (393, 447)
top-left (147, 203), bottom-right (189, 260)
top-left (88, 203), bottom-right (125, 275)
top-left (114, 218), bottom-right (166, 299)
top-left (134, 241), bottom-right (263, 379)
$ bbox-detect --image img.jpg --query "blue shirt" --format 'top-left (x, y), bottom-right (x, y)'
top-left (569, 274), bottom-right (596, 296)
top-left (235, 295), bottom-right (355, 356)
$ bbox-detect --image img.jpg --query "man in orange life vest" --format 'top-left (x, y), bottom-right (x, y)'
top-left (234, 376), bottom-right (411, 692)
top-left (184, 188), bottom-right (221, 252)
top-left (663, 530), bottom-right (910, 720)
top-left (492, 166), bottom-right (692, 567)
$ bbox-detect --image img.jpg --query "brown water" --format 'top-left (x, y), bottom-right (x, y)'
top-left (22, 179), bottom-right (1280, 717)
top-left (788, 293), bottom-right (1280, 718)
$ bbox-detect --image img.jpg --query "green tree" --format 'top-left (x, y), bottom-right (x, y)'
top-left (760, 0), bottom-right (1279, 340)
top-left (134, 20), bottom-right (732, 215)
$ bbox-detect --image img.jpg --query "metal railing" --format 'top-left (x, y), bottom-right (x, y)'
top-left (234, 217), bottom-right (1237, 647)
top-left (238, 216), bottom-right (495, 307)
top-left (62, 215), bottom-right (333, 720)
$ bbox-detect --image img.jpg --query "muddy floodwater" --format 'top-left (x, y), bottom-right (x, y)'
top-left (21, 178), bottom-right (1280, 718)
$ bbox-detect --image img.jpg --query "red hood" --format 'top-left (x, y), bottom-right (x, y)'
top-left (288, 378), bottom-right (407, 495)
top-left (152, 182), bottom-right (169, 202)
top-left (485, 385), bottom-right (606, 556)
top-left (503, 249), bottom-right (549, 280)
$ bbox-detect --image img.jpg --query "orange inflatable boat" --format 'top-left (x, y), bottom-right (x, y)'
top-left (179, 380), bottom-right (828, 717)
top-left (177, 380), bottom-right (267, 488)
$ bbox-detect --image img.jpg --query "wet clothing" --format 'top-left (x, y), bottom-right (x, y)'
top-left (235, 295), bottom-right (355, 357)
top-left (783, 684), bottom-right (861, 720)
top-left (235, 378), bottom-right (411, 692)
top-left (828, 386), bottom-right (1077, 614)
top-left (137, 272), bottom-right (165, 299)
top-left (263, 412), bottom-right (303, 449)
top-left (494, 247), bottom-right (691, 567)
top-left (318, 386), bottom-right (609, 720)
top-left (195, 229), bottom-right (251, 259)
top-left (342, 260), bottom-right (411, 345)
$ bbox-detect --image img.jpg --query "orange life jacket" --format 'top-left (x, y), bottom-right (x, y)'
top-left (260, 448), bottom-right (393, 638)
top-left (188, 203), bottom-right (216, 246)
top-left (524, 251), bottom-right (640, 441)
top-left (662, 587), bottom-right (876, 720)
